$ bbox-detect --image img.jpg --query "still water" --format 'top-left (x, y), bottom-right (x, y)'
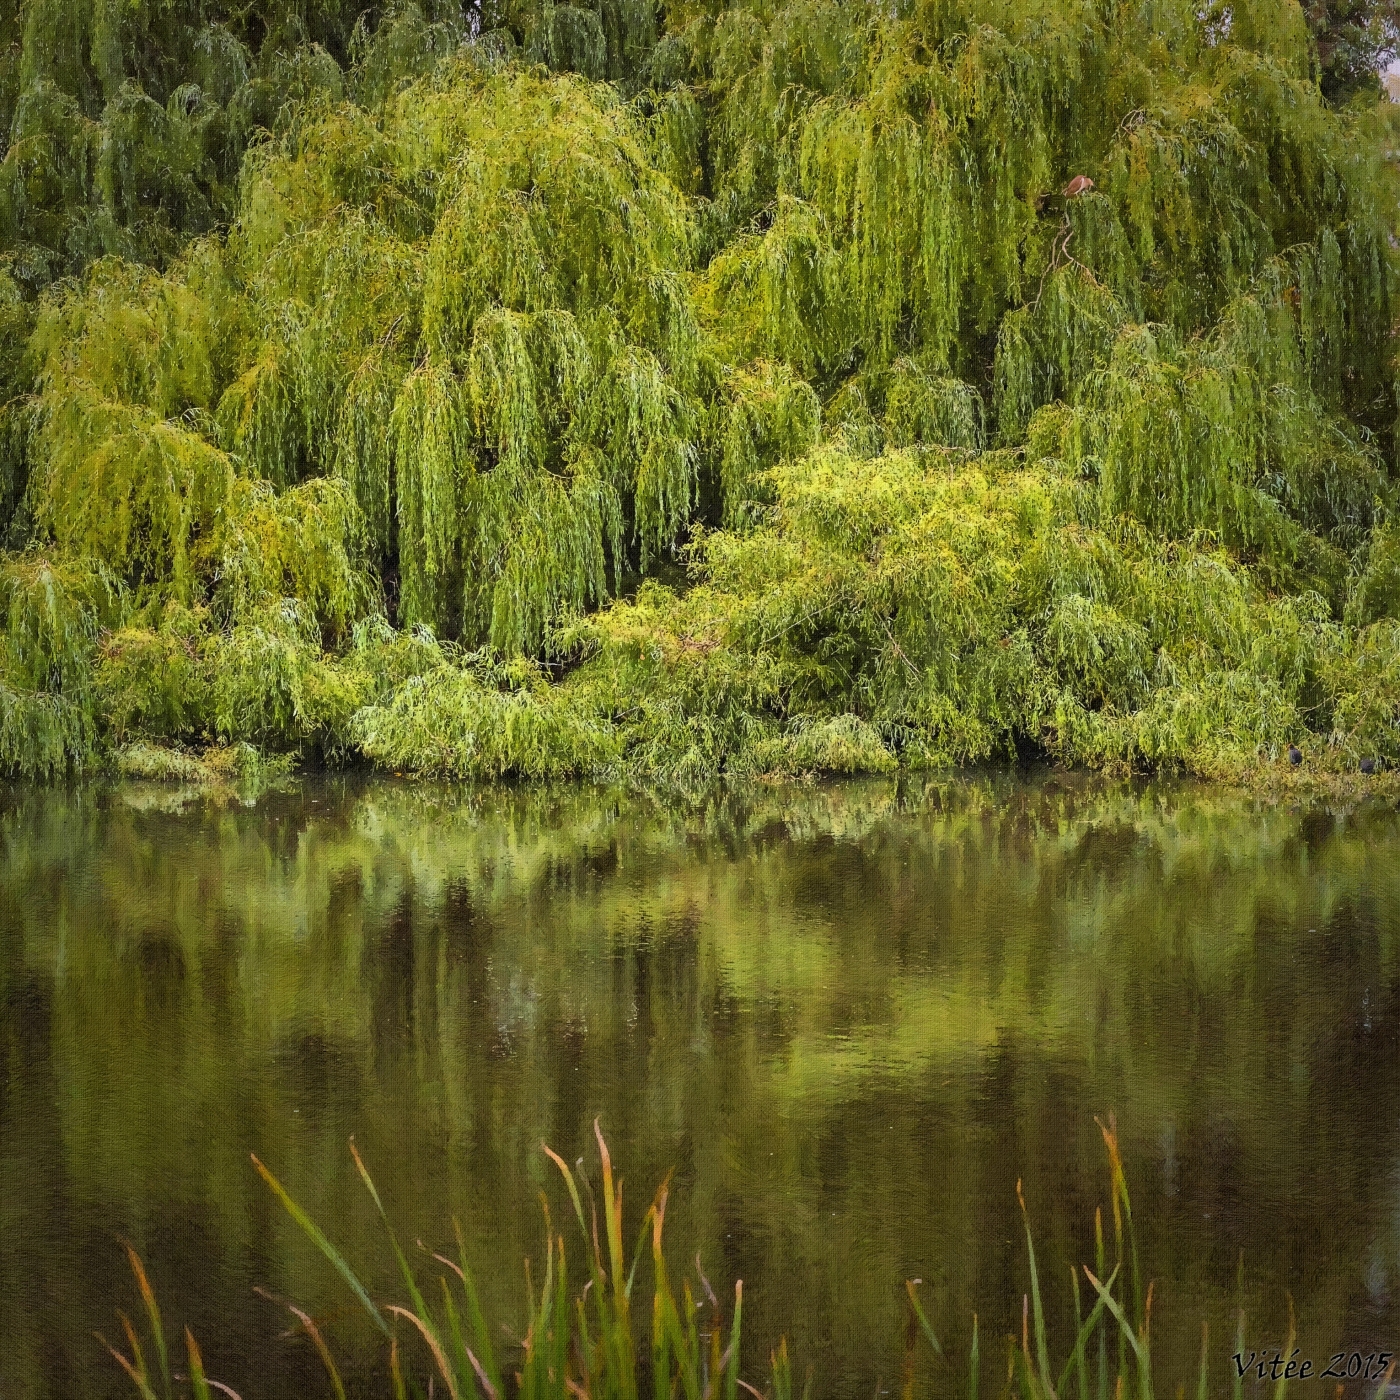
top-left (2, 773), bottom-right (1398, 1400)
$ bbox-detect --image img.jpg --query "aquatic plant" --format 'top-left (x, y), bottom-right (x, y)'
top-left (250, 1123), bottom-right (754, 1400)
top-left (107, 1118), bottom-right (1393, 1400)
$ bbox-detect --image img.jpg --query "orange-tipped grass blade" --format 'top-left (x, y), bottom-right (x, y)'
top-left (121, 1241), bottom-right (170, 1400)
top-left (186, 1327), bottom-right (212, 1400)
top-left (723, 1281), bottom-right (743, 1400)
top-left (120, 1311), bottom-right (155, 1396)
top-left (556, 1233), bottom-right (574, 1373)
top-left (540, 1142), bottom-right (590, 1254)
top-left (1095, 1117), bottom-right (1141, 1328)
top-left (627, 1173), bottom-right (669, 1302)
top-left (288, 1305), bottom-right (347, 1400)
top-left (772, 1337), bottom-right (792, 1400)
top-left (650, 1182), bottom-right (698, 1400)
top-left (388, 1305), bottom-right (463, 1400)
top-left (594, 1120), bottom-right (625, 1297)
top-left (97, 1320), bottom-right (158, 1400)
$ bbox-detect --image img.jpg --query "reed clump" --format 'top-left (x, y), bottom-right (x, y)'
top-left (106, 1118), bottom-right (1392, 1400)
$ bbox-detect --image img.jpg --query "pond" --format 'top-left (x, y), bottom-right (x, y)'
top-left (1, 772), bottom-right (1398, 1400)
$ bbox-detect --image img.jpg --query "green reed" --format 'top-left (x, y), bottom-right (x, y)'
top-left (103, 1116), bottom-right (1391, 1400)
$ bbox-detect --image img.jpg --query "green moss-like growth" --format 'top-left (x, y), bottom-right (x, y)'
top-left (1, 0), bottom-right (1399, 785)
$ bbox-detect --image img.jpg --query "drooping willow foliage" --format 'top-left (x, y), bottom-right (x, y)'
top-left (1, 0), bottom-right (1399, 782)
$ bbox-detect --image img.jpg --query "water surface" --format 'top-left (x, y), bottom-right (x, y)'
top-left (2, 773), bottom-right (1398, 1399)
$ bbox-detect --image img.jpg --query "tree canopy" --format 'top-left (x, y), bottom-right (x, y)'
top-left (1, 0), bottom-right (1399, 785)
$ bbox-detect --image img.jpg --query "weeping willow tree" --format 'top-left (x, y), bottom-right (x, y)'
top-left (1, 0), bottom-right (1399, 784)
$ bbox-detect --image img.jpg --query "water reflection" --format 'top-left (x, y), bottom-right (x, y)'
top-left (1, 773), bottom-right (1398, 1400)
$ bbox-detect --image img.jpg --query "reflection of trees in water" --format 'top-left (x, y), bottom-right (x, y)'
top-left (0, 775), bottom-right (1398, 1396)
top-left (370, 895), bottom-right (416, 1073)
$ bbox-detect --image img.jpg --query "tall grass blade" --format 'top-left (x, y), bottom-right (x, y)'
top-left (1058, 1267), bottom-right (1119, 1398)
top-left (392, 1335), bottom-right (409, 1400)
top-left (576, 1290), bottom-right (598, 1396)
top-left (772, 1338), bottom-right (792, 1400)
top-left (1015, 1327), bottom-right (1043, 1400)
top-left (553, 1233), bottom-right (573, 1392)
top-left (723, 1281), bottom-right (743, 1400)
top-left (1142, 1283), bottom-right (1155, 1400)
top-left (251, 1152), bottom-right (390, 1337)
top-left (1197, 1322), bottom-right (1208, 1400)
top-left (1018, 1181), bottom-right (1056, 1400)
top-left (1095, 1118), bottom-right (1141, 1328)
top-left (1082, 1268), bottom-right (1152, 1400)
top-left (542, 1142), bottom-right (591, 1243)
top-left (289, 1304), bottom-right (348, 1400)
top-left (594, 1119), bottom-right (625, 1296)
top-left (453, 1218), bottom-right (504, 1397)
top-left (388, 1305), bottom-right (463, 1400)
top-left (969, 1313), bottom-right (979, 1400)
top-left (1096, 1211), bottom-right (1107, 1400)
top-left (120, 1312), bottom-right (155, 1397)
top-left (97, 1322), bottom-right (159, 1400)
top-left (904, 1281), bottom-right (943, 1355)
top-left (122, 1241), bottom-right (171, 1400)
top-left (351, 1137), bottom-right (436, 1331)
top-left (186, 1328), bottom-right (212, 1400)
top-left (648, 1183), bottom-right (681, 1400)
top-left (1071, 1267), bottom-right (1090, 1400)
top-left (442, 1277), bottom-right (494, 1400)
top-left (625, 1183), bottom-right (662, 1303)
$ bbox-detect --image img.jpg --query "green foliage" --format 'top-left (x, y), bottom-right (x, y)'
top-left (1, 0), bottom-right (1399, 782)
top-left (94, 604), bottom-right (208, 741)
top-left (0, 553), bottom-right (116, 775)
top-left (544, 444), bottom-right (1380, 784)
top-left (352, 647), bottom-right (621, 778)
top-left (214, 475), bottom-right (371, 635)
top-left (717, 360), bottom-right (822, 524)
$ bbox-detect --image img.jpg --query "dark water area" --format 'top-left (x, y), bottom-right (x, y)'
top-left (2, 772), bottom-right (1398, 1400)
